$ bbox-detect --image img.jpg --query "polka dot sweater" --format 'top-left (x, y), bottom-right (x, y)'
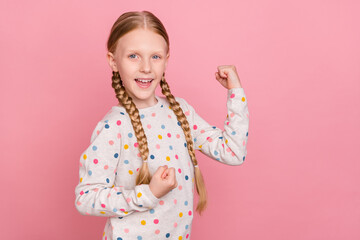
top-left (75, 87), bottom-right (249, 240)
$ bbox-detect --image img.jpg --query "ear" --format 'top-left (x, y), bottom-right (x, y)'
top-left (164, 51), bottom-right (170, 70)
top-left (106, 51), bottom-right (118, 72)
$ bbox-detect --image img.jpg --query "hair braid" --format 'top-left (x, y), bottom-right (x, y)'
top-left (160, 74), bottom-right (208, 214)
top-left (111, 71), bottom-right (152, 185)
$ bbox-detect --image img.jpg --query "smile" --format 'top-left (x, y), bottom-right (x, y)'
top-left (135, 78), bottom-right (154, 88)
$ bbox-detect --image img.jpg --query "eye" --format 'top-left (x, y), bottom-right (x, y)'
top-left (153, 55), bottom-right (161, 59)
top-left (129, 54), bottom-right (137, 59)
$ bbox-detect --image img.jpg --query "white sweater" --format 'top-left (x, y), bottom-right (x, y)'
top-left (75, 87), bottom-right (250, 240)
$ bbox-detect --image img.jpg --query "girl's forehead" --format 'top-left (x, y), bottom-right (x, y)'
top-left (116, 29), bottom-right (167, 52)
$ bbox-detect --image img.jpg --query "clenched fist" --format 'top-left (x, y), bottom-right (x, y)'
top-left (149, 165), bottom-right (178, 198)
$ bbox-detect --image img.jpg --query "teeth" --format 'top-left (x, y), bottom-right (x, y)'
top-left (136, 79), bottom-right (153, 83)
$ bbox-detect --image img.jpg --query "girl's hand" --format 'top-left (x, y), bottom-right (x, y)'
top-left (215, 65), bottom-right (242, 89)
top-left (149, 165), bottom-right (178, 199)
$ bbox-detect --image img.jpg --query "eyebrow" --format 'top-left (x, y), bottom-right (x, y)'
top-left (127, 49), bottom-right (165, 54)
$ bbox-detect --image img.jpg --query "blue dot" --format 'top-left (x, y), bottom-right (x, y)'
top-left (92, 203), bottom-right (95, 208)
top-left (219, 136), bottom-right (223, 139)
top-left (92, 145), bottom-right (97, 151)
top-left (150, 155), bottom-right (155, 159)
top-left (231, 131), bottom-right (236, 135)
top-left (216, 158), bottom-right (220, 161)
top-left (114, 153), bottom-right (119, 158)
top-left (246, 132), bottom-right (248, 136)
top-left (214, 150), bottom-right (218, 156)
top-left (120, 112), bottom-right (125, 115)
top-left (149, 209), bottom-right (155, 214)
top-left (118, 216), bottom-right (123, 219)
top-left (124, 160), bottom-right (129, 164)
top-left (137, 237), bottom-right (143, 240)
top-left (85, 190), bottom-right (89, 194)
top-left (177, 121), bottom-right (181, 126)
top-left (139, 204), bottom-right (143, 207)
top-left (185, 224), bottom-right (189, 229)
top-left (128, 133), bottom-right (133, 138)
top-left (117, 192), bottom-right (122, 195)
top-left (105, 124), bottom-right (110, 129)
top-left (184, 201), bottom-right (188, 206)
top-left (243, 156), bottom-right (246, 161)
top-left (169, 145), bottom-right (173, 150)
top-left (185, 175), bottom-right (189, 180)
top-left (140, 114), bottom-right (145, 119)
top-left (105, 120), bottom-right (109, 123)
top-left (106, 178), bottom-right (110, 183)
top-left (88, 170), bottom-right (92, 176)
top-left (212, 126), bottom-right (216, 129)
top-left (161, 105), bottom-right (164, 108)
top-left (161, 124), bottom-right (165, 129)
top-left (113, 208), bottom-right (117, 212)
top-left (194, 138), bottom-right (197, 142)
top-left (117, 238), bottom-right (122, 240)
top-left (184, 142), bottom-right (187, 147)
top-left (166, 233), bottom-right (170, 238)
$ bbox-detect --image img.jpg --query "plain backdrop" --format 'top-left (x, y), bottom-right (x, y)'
top-left (1, 0), bottom-right (359, 239)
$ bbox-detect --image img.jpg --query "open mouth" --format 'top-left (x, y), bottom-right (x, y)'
top-left (135, 78), bottom-right (154, 88)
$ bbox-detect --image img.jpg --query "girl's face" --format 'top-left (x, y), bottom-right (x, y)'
top-left (107, 28), bottom-right (170, 109)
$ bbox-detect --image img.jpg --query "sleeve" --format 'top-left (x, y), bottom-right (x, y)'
top-left (179, 87), bottom-right (249, 166)
top-left (74, 119), bottom-right (159, 218)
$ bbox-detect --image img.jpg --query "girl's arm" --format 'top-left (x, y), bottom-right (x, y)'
top-left (177, 87), bottom-right (249, 165)
top-left (74, 119), bottom-right (158, 217)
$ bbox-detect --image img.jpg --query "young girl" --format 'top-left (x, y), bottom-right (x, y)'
top-left (75, 10), bottom-right (249, 240)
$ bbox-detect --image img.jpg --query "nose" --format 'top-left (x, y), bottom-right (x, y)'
top-left (140, 58), bottom-right (151, 73)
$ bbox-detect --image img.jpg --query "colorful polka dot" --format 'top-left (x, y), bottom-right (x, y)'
top-left (141, 220), bottom-right (146, 225)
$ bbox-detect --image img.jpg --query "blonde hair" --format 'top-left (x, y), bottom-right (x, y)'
top-left (107, 10), bottom-right (207, 214)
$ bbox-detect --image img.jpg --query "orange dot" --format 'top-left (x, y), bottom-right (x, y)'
top-left (129, 170), bottom-right (133, 175)
top-left (158, 135), bottom-right (162, 139)
top-left (83, 154), bottom-right (87, 160)
top-left (166, 156), bottom-right (170, 161)
top-left (242, 97), bottom-right (246, 102)
top-left (179, 212), bottom-right (183, 217)
top-left (137, 192), bottom-right (142, 198)
top-left (141, 220), bottom-right (146, 225)
top-left (124, 144), bottom-right (129, 149)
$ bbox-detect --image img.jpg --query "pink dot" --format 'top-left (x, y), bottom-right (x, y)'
top-left (147, 124), bottom-right (151, 129)
top-left (117, 133), bottom-right (121, 139)
top-left (120, 208), bottom-right (125, 212)
top-left (124, 228), bottom-right (129, 233)
top-left (104, 165), bottom-right (109, 170)
top-left (178, 168), bottom-right (182, 173)
top-left (174, 199), bottom-right (177, 204)
top-left (93, 159), bottom-right (98, 164)
top-left (230, 113), bottom-right (235, 118)
top-left (231, 152), bottom-right (235, 156)
top-left (105, 236), bottom-right (107, 240)
top-left (156, 144), bottom-right (160, 149)
top-left (159, 200), bottom-right (164, 205)
top-left (79, 162), bottom-right (83, 167)
top-left (117, 120), bottom-right (121, 125)
top-left (151, 112), bottom-right (156, 117)
top-left (96, 130), bottom-right (100, 135)
top-left (178, 185), bottom-right (182, 190)
top-left (226, 121), bottom-right (230, 125)
top-left (188, 210), bottom-right (192, 216)
top-left (134, 142), bottom-right (139, 148)
top-left (168, 115), bottom-right (172, 119)
top-left (101, 204), bottom-right (106, 208)
top-left (174, 222), bottom-right (178, 227)
top-left (167, 133), bottom-right (171, 137)
top-left (109, 140), bottom-right (114, 145)
top-left (185, 111), bottom-right (190, 116)
top-left (243, 140), bottom-right (246, 146)
top-left (226, 147), bottom-right (231, 152)
top-left (137, 153), bottom-right (141, 157)
top-left (176, 134), bottom-right (180, 138)
top-left (107, 193), bottom-right (111, 198)
top-left (175, 154), bottom-right (179, 159)
top-left (94, 188), bottom-right (99, 192)
top-left (207, 137), bottom-right (213, 142)
top-left (154, 219), bottom-right (159, 224)
top-left (80, 191), bottom-right (84, 195)
top-left (230, 93), bottom-right (235, 98)
top-left (126, 198), bottom-right (131, 203)
top-left (193, 125), bottom-right (198, 130)
top-left (186, 233), bottom-right (189, 238)
top-left (155, 229), bottom-right (160, 234)
top-left (200, 130), bottom-right (205, 134)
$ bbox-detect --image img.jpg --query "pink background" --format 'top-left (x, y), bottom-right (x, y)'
top-left (1, 0), bottom-right (359, 239)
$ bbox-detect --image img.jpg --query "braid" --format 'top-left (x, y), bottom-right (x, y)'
top-left (111, 71), bottom-right (152, 185)
top-left (160, 74), bottom-right (208, 215)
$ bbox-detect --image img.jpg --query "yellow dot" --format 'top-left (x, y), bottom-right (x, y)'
top-left (166, 156), bottom-right (170, 161)
top-left (124, 144), bottom-right (129, 149)
top-left (137, 192), bottom-right (142, 198)
top-left (179, 212), bottom-right (183, 217)
top-left (158, 135), bottom-right (162, 139)
top-left (242, 97), bottom-right (246, 102)
top-left (103, 232), bottom-right (105, 237)
top-left (179, 237), bottom-right (183, 240)
top-left (129, 170), bottom-right (133, 175)
top-left (83, 154), bottom-right (87, 160)
top-left (112, 184), bottom-right (115, 188)
top-left (225, 139), bottom-right (228, 144)
top-left (100, 211), bottom-right (106, 214)
top-left (124, 211), bottom-right (128, 214)
top-left (168, 106), bottom-right (171, 109)
top-left (198, 145), bottom-right (202, 148)
top-left (141, 220), bottom-right (146, 225)
top-left (80, 178), bottom-right (83, 183)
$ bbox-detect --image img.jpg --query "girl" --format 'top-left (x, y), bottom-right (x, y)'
top-left (75, 10), bottom-right (249, 240)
